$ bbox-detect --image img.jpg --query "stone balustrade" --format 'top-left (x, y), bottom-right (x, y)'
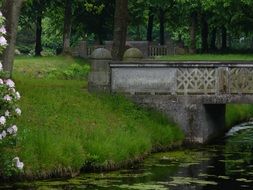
top-left (110, 61), bottom-right (253, 97)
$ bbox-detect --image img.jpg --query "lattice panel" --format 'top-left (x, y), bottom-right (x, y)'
top-left (176, 68), bottom-right (217, 94)
top-left (229, 68), bottom-right (253, 94)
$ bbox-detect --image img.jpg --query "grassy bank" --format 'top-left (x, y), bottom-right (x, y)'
top-left (13, 56), bottom-right (90, 80)
top-left (226, 104), bottom-right (253, 128)
top-left (1, 56), bottom-right (184, 179)
top-left (157, 54), bottom-right (253, 61)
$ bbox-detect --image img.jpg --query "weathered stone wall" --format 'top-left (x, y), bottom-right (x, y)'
top-left (131, 95), bottom-right (226, 143)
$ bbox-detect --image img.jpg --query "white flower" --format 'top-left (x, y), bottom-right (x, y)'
top-left (7, 125), bottom-right (17, 135)
top-left (5, 79), bottom-right (15, 88)
top-left (17, 161), bottom-right (24, 170)
top-left (5, 110), bottom-right (10, 117)
top-left (1, 130), bottom-right (6, 138)
top-left (15, 91), bottom-right (21, 100)
top-left (0, 62), bottom-right (2, 71)
top-left (15, 108), bottom-right (21, 116)
top-left (7, 127), bottom-right (13, 134)
top-left (10, 88), bottom-right (16, 93)
top-left (12, 125), bottom-right (18, 134)
top-left (0, 36), bottom-right (7, 46)
top-left (13, 157), bottom-right (24, 170)
top-left (0, 26), bottom-right (6, 34)
top-left (3, 95), bottom-right (12, 102)
top-left (0, 79), bottom-right (3, 84)
top-left (0, 116), bottom-right (6, 125)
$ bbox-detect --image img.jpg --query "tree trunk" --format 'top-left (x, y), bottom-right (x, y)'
top-left (2, 0), bottom-right (23, 74)
top-left (62, 0), bottom-right (72, 54)
top-left (201, 13), bottom-right (208, 53)
top-left (111, 0), bottom-right (128, 61)
top-left (35, 6), bottom-right (42, 56)
top-left (146, 6), bottom-right (154, 42)
top-left (210, 28), bottom-right (217, 51)
top-left (97, 16), bottom-right (104, 45)
top-left (136, 24), bottom-right (141, 40)
top-left (159, 8), bottom-right (165, 45)
top-left (189, 12), bottom-right (197, 54)
top-left (221, 26), bottom-right (227, 50)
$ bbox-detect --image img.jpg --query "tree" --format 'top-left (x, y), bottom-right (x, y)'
top-left (34, 0), bottom-right (43, 56)
top-left (20, 0), bottom-right (53, 56)
top-left (62, 0), bottom-right (72, 54)
top-left (189, 11), bottom-right (197, 54)
top-left (112, 0), bottom-right (128, 60)
top-left (2, 0), bottom-right (24, 74)
top-left (146, 6), bottom-right (154, 42)
top-left (201, 13), bottom-right (209, 53)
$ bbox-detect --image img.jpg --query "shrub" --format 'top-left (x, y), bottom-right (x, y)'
top-left (0, 11), bottom-right (23, 177)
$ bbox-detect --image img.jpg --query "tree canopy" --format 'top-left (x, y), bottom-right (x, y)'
top-left (3, 0), bottom-right (253, 60)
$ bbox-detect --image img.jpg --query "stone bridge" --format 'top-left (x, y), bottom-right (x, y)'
top-left (89, 56), bottom-right (253, 143)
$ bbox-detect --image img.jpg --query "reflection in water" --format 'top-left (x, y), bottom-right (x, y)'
top-left (2, 126), bottom-right (253, 190)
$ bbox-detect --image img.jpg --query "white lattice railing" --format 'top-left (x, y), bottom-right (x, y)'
top-left (110, 62), bottom-right (253, 95)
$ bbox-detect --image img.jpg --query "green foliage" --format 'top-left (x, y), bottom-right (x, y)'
top-left (16, 0), bottom-right (253, 54)
top-left (226, 104), bottom-right (253, 128)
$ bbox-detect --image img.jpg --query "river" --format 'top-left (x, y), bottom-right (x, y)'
top-left (1, 122), bottom-right (253, 190)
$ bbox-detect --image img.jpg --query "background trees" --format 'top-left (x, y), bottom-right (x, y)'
top-left (3, 0), bottom-right (253, 61)
top-left (2, 0), bottom-right (24, 73)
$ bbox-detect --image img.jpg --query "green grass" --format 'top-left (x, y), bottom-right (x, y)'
top-left (6, 56), bottom-right (184, 178)
top-left (226, 104), bottom-right (253, 128)
top-left (14, 56), bottom-right (90, 80)
top-left (157, 54), bottom-right (253, 61)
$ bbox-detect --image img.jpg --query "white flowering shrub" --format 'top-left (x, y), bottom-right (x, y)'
top-left (0, 11), bottom-right (23, 176)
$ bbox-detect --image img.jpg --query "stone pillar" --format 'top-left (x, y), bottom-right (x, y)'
top-left (88, 48), bottom-right (112, 93)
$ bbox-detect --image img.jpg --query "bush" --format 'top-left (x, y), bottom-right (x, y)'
top-left (0, 11), bottom-right (23, 177)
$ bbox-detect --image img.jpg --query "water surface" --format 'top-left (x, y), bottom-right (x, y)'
top-left (2, 124), bottom-right (253, 190)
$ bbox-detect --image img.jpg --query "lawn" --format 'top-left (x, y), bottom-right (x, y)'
top-left (2, 56), bottom-right (184, 179)
top-left (13, 56), bottom-right (90, 80)
top-left (157, 54), bottom-right (253, 61)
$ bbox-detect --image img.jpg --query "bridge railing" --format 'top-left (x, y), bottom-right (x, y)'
top-left (109, 61), bottom-right (253, 95)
